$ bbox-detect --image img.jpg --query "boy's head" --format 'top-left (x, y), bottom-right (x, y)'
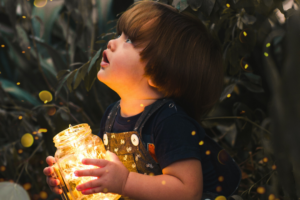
top-left (115, 0), bottom-right (224, 120)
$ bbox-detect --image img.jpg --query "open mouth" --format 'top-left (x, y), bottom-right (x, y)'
top-left (103, 51), bottom-right (109, 63)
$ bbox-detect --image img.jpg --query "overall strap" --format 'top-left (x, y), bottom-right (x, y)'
top-left (133, 99), bottom-right (173, 136)
top-left (105, 100), bottom-right (120, 132)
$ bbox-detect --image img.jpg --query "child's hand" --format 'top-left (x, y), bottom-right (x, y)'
top-left (43, 156), bottom-right (63, 194)
top-left (74, 150), bottom-right (129, 196)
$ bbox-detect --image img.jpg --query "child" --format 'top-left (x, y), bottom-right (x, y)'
top-left (43, 1), bottom-right (241, 199)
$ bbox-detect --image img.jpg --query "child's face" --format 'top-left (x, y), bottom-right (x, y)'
top-left (97, 32), bottom-right (148, 94)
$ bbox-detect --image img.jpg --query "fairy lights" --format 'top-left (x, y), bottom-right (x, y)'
top-left (52, 124), bottom-right (121, 200)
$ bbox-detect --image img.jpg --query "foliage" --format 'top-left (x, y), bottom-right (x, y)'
top-left (0, 0), bottom-right (299, 199)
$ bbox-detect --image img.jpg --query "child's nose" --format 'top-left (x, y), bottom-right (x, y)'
top-left (107, 39), bottom-right (116, 51)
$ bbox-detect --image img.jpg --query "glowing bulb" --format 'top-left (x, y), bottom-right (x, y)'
top-left (199, 140), bottom-right (204, 145)
top-left (227, 94), bottom-right (231, 98)
top-left (22, 16), bottom-right (26, 18)
top-left (191, 131), bottom-right (196, 135)
top-left (226, 3), bottom-right (230, 7)
top-left (266, 43), bottom-right (271, 47)
top-left (243, 31), bottom-right (247, 36)
top-left (21, 133), bottom-right (34, 147)
top-left (244, 64), bottom-right (248, 69)
top-left (264, 52), bottom-right (269, 57)
top-left (22, 51), bottom-right (25, 53)
top-left (17, 82), bottom-right (20, 85)
top-left (1, 45), bottom-right (4, 48)
top-left (257, 186), bottom-right (265, 194)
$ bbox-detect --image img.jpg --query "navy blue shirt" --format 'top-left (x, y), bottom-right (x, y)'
top-left (98, 101), bottom-right (218, 192)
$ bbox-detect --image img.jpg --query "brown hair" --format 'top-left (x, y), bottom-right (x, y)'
top-left (116, 0), bottom-right (224, 121)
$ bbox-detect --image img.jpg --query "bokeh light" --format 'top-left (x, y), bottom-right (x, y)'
top-left (38, 128), bottom-right (47, 133)
top-left (18, 149), bottom-right (23, 154)
top-left (217, 149), bottom-right (230, 165)
top-left (263, 157), bottom-right (268, 162)
top-left (257, 186), bottom-right (265, 194)
top-left (18, 116), bottom-right (23, 120)
top-left (47, 107), bottom-right (56, 116)
top-left (17, 82), bottom-right (20, 85)
top-left (39, 90), bottom-right (52, 103)
top-left (218, 176), bottom-right (224, 182)
top-left (266, 43), bottom-right (271, 47)
top-left (0, 166), bottom-right (5, 172)
top-left (215, 195), bottom-right (226, 200)
top-left (269, 194), bottom-right (276, 200)
top-left (1, 44), bottom-right (4, 48)
top-left (22, 51), bottom-right (25, 54)
top-left (39, 191), bottom-right (48, 199)
top-left (264, 52), bottom-right (269, 57)
top-left (226, 3), bottom-right (230, 7)
top-left (22, 16), bottom-right (26, 19)
top-left (161, 180), bottom-right (166, 185)
top-left (216, 186), bottom-right (222, 192)
top-left (23, 183), bottom-right (32, 190)
top-left (205, 150), bottom-right (211, 155)
top-left (191, 131), bottom-right (196, 136)
top-left (140, 104), bottom-right (144, 107)
top-left (34, 0), bottom-right (47, 8)
top-left (227, 94), bottom-right (231, 98)
top-left (199, 140), bottom-right (204, 145)
top-left (21, 133), bottom-right (34, 148)
top-left (35, 136), bottom-right (39, 140)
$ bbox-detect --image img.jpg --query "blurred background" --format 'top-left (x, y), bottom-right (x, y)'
top-left (0, 0), bottom-right (299, 199)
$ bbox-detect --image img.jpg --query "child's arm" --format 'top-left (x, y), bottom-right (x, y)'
top-left (123, 158), bottom-right (203, 200)
top-left (75, 151), bottom-right (203, 200)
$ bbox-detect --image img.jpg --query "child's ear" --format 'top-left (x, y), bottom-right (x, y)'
top-left (148, 79), bottom-right (158, 88)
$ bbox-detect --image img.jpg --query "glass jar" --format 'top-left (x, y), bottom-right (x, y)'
top-left (52, 123), bottom-right (121, 200)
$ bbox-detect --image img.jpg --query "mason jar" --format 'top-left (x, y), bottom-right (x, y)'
top-left (52, 123), bottom-right (121, 200)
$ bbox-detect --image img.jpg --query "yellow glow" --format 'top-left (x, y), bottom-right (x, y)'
top-left (22, 51), bottom-right (25, 54)
top-left (0, 72), bottom-right (1, 74)
top-left (17, 82), bottom-right (20, 85)
top-left (272, 164), bottom-right (277, 170)
top-left (28, 46), bottom-right (31, 49)
top-left (44, 100), bottom-right (48, 104)
top-left (39, 90), bottom-right (53, 103)
top-left (140, 104), bottom-right (144, 107)
top-left (257, 186), bottom-right (265, 194)
top-left (263, 157), bottom-right (268, 162)
top-left (264, 52), bottom-right (269, 57)
top-left (162, 180), bottom-right (166, 185)
top-left (218, 176), bottom-right (224, 182)
top-left (240, 110), bottom-right (245, 114)
top-left (32, 131), bottom-right (37, 135)
top-left (266, 43), bottom-right (271, 47)
top-left (35, 136), bottom-right (39, 140)
top-left (199, 140), bottom-right (204, 145)
top-left (216, 186), bottom-right (222, 192)
top-left (227, 94), bottom-right (231, 98)
top-left (23, 183), bottom-right (32, 190)
top-left (38, 128), bottom-right (48, 133)
top-left (0, 178), bottom-right (4, 182)
top-left (18, 149), bottom-right (23, 154)
top-left (22, 16), bottom-right (26, 18)
top-left (1, 45), bottom-right (4, 48)
top-left (39, 191), bottom-right (48, 199)
top-left (21, 133), bottom-right (34, 148)
top-left (206, 150), bottom-right (211, 155)
top-left (34, 0), bottom-right (47, 7)
top-left (215, 196), bottom-right (226, 200)
top-left (52, 124), bottom-right (120, 200)
top-left (269, 194), bottom-right (276, 200)
top-left (226, 3), bottom-right (230, 7)
top-left (149, 173), bottom-right (154, 176)
top-left (18, 116), bottom-right (23, 120)
top-left (243, 31), bottom-right (247, 36)
top-left (0, 166), bottom-right (5, 172)
top-left (191, 131), bottom-right (196, 136)
top-left (244, 64), bottom-right (248, 69)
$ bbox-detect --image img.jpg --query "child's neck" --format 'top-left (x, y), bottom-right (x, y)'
top-left (119, 98), bottom-right (160, 117)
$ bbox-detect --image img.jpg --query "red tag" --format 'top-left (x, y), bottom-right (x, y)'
top-left (148, 143), bottom-right (158, 163)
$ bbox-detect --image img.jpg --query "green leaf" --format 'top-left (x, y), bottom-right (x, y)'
top-left (56, 70), bottom-right (70, 81)
top-left (15, 24), bottom-right (30, 50)
top-left (0, 78), bottom-right (41, 106)
top-left (85, 59), bottom-right (101, 91)
top-left (173, 0), bottom-right (189, 12)
top-left (73, 61), bottom-right (89, 90)
top-left (87, 48), bottom-right (102, 74)
top-left (66, 69), bottom-right (77, 92)
top-left (32, 38), bottom-right (68, 71)
top-left (55, 71), bottom-right (73, 99)
top-left (32, 16), bottom-right (45, 38)
top-left (200, 0), bottom-right (216, 16)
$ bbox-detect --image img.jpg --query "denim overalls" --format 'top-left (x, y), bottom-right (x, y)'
top-left (103, 99), bottom-right (222, 200)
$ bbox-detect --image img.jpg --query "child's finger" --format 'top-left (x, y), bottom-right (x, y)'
top-left (81, 158), bottom-right (109, 167)
top-left (76, 179), bottom-right (101, 192)
top-left (46, 156), bottom-right (56, 166)
top-left (75, 168), bottom-right (104, 177)
top-left (50, 186), bottom-right (63, 195)
top-left (48, 177), bottom-right (60, 187)
top-left (43, 166), bottom-right (54, 176)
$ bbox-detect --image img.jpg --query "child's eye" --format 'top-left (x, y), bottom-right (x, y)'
top-left (126, 39), bottom-right (132, 44)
